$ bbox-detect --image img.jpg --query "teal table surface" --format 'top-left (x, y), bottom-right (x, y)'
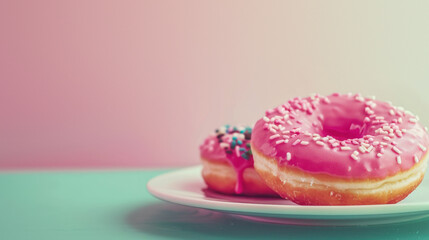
top-left (0, 168), bottom-right (428, 240)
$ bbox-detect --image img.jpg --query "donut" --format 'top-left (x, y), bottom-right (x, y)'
top-left (251, 93), bottom-right (429, 205)
top-left (200, 125), bottom-right (277, 196)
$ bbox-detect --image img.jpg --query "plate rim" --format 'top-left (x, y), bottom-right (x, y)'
top-left (147, 165), bottom-right (429, 218)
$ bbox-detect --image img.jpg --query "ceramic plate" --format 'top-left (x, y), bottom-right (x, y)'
top-left (147, 166), bottom-right (429, 226)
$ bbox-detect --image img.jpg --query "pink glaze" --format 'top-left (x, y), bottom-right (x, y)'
top-left (200, 126), bottom-right (253, 194)
top-left (252, 93), bottom-right (429, 179)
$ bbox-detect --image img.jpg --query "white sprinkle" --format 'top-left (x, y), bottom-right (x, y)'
top-left (398, 117), bottom-right (403, 123)
top-left (235, 146), bottom-right (241, 157)
top-left (220, 142), bottom-right (229, 149)
top-left (292, 127), bottom-right (301, 132)
top-left (383, 136), bottom-right (391, 141)
top-left (389, 109), bottom-right (395, 116)
top-left (379, 130), bottom-right (388, 135)
top-left (271, 124), bottom-right (279, 130)
top-left (332, 142), bottom-right (340, 147)
top-left (350, 154), bottom-right (359, 161)
top-left (304, 132), bottom-right (312, 137)
top-left (277, 107), bottom-right (286, 114)
top-left (401, 129), bottom-right (407, 133)
top-left (366, 145), bottom-right (374, 153)
top-left (395, 130), bottom-right (403, 137)
top-left (276, 139), bottom-right (285, 145)
top-left (292, 139), bottom-right (301, 145)
top-left (313, 136), bottom-right (320, 141)
top-left (286, 152), bottom-right (292, 161)
top-left (376, 153), bottom-right (383, 158)
top-left (238, 133), bottom-right (246, 140)
top-left (405, 110), bottom-right (414, 116)
top-left (396, 156), bottom-right (402, 164)
top-left (373, 141), bottom-right (380, 146)
top-left (392, 146), bottom-right (402, 154)
top-left (358, 146), bottom-right (366, 153)
top-left (409, 118), bottom-right (417, 123)
top-left (389, 133), bottom-right (395, 138)
top-left (271, 115), bottom-right (281, 120)
top-left (383, 126), bottom-right (390, 131)
top-left (300, 141), bottom-right (309, 145)
top-left (341, 146), bottom-right (352, 151)
top-left (315, 141), bottom-right (325, 146)
top-left (375, 116), bottom-right (384, 120)
top-left (269, 128), bottom-right (277, 134)
top-left (365, 101), bottom-right (375, 107)
top-left (348, 166), bottom-right (352, 171)
top-left (355, 96), bottom-right (364, 102)
top-left (414, 155), bottom-right (419, 163)
top-left (352, 151), bottom-right (359, 156)
top-left (269, 134), bottom-right (280, 140)
top-left (418, 144), bottom-right (427, 152)
top-left (263, 116), bottom-right (270, 122)
top-left (287, 120), bottom-right (293, 125)
top-left (322, 97), bottom-right (331, 104)
top-left (283, 114), bottom-right (289, 120)
top-left (364, 162), bottom-right (372, 172)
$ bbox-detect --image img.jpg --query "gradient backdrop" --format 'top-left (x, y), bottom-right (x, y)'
top-left (1, 1), bottom-right (429, 169)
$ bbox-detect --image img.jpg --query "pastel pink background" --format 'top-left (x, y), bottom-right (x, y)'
top-left (1, 1), bottom-right (429, 169)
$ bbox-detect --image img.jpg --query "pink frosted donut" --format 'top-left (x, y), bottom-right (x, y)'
top-left (251, 93), bottom-right (429, 205)
top-left (200, 125), bottom-right (277, 196)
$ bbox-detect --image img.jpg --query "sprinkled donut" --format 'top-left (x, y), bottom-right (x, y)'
top-left (200, 125), bottom-right (277, 196)
top-left (251, 93), bottom-right (429, 205)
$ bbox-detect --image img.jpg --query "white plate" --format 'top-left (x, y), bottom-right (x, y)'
top-left (147, 166), bottom-right (429, 226)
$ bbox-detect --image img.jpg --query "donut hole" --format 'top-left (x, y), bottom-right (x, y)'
top-left (320, 119), bottom-right (366, 141)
